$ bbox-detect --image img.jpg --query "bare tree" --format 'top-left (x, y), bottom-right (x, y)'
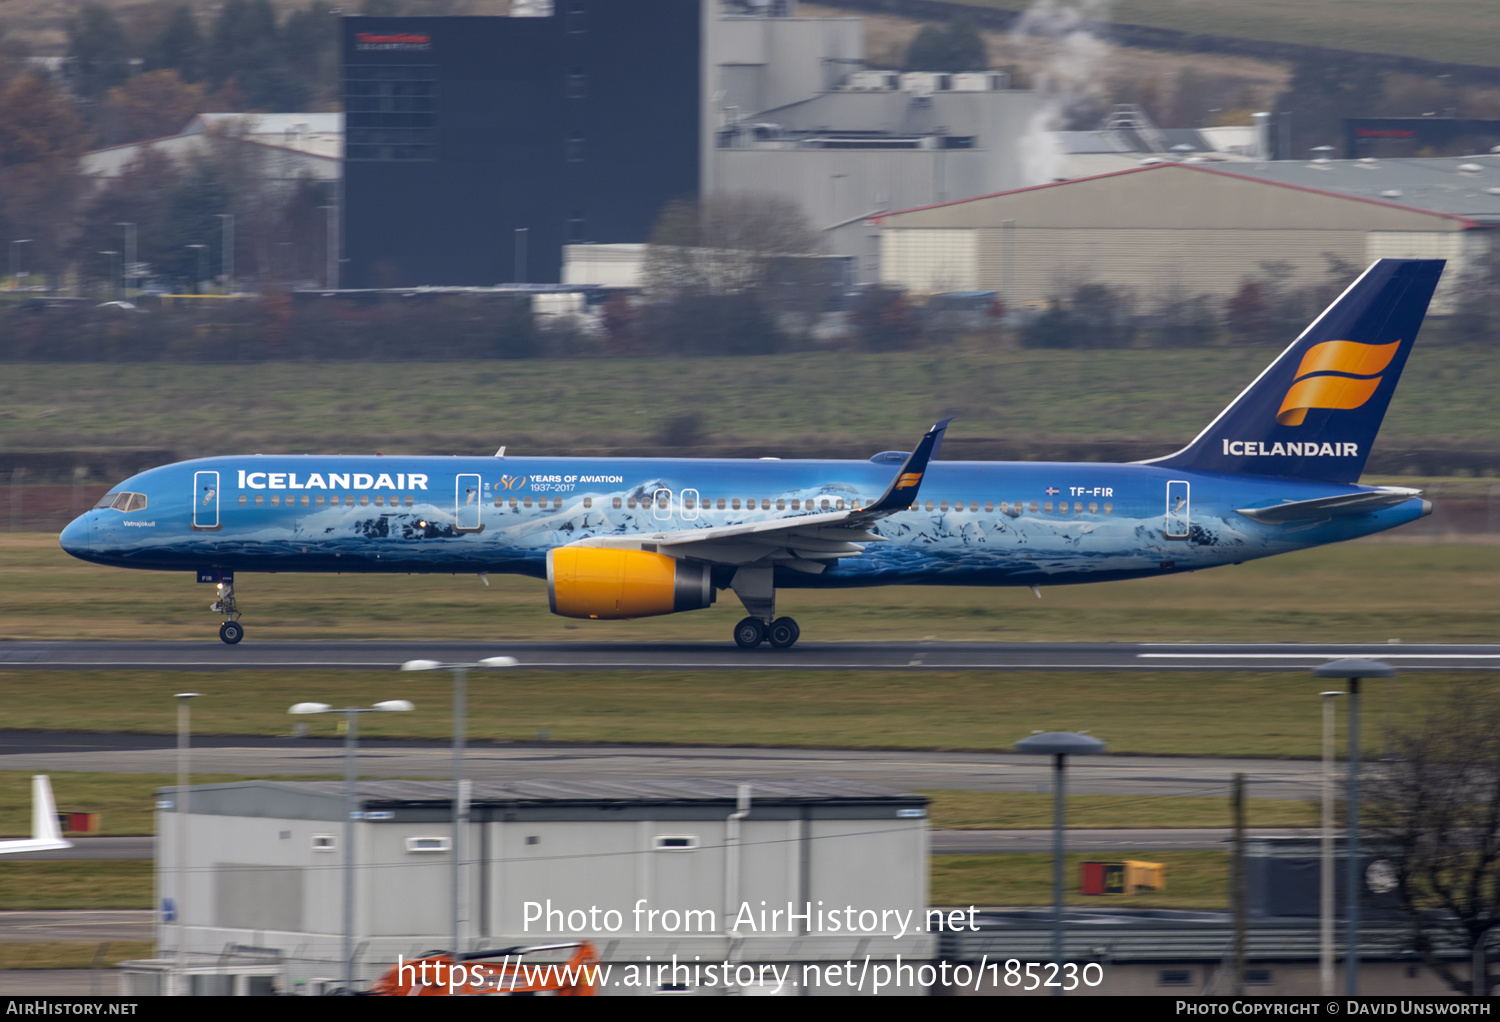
top-left (640, 193), bottom-right (824, 353)
top-left (1366, 679), bottom-right (1500, 995)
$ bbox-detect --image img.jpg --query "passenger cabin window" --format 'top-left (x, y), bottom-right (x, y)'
top-left (984, 502), bottom-right (994, 513)
top-left (239, 495), bottom-right (247, 506)
top-left (731, 499), bottom-right (741, 510)
top-left (271, 495), bottom-right (280, 507)
top-left (510, 497), bottom-right (519, 509)
top-left (316, 495), bottom-right (325, 506)
top-left (359, 495), bottom-right (370, 507)
top-left (1029, 501), bottom-right (1038, 513)
top-left (374, 495), bottom-right (384, 506)
top-left (925, 501), bottom-right (934, 512)
top-left (301, 495), bottom-right (310, 507)
top-left (404, 496), bottom-right (413, 507)
top-left (790, 499), bottom-right (799, 510)
top-left (716, 498), bottom-right (726, 510)
top-left (1104, 503), bottom-right (1113, 514)
top-left (554, 497), bottom-right (562, 509)
top-left (583, 497), bottom-right (593, 509)
top-left (524, 496), bottom-right (533, 508)
top-left (1089, 502), bottom-right (1098, 514)
top-left (1043, 502), bottom-right (1053, 514)
top-left (940, 501), bottom-right (949, 512)
top-left (776, 498), bottom-right (785, 510)
top-left (255, 495), bottom-right (264, 506)
top-left (612, 497), bottom-right (622, 509)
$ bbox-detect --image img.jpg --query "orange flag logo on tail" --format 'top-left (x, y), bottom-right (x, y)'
top-left (1275, 339), bottom-right (1401, 426)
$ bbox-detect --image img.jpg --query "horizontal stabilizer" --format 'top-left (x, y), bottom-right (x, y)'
top-left (1236, 487), bottom-right (1422, 524)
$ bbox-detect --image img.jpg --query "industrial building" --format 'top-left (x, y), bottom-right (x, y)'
top-left (128, 778), bottom-right (932, 996)
top-left (876, 157), bottom-right (1500, 313)
top-left (341, 2), bottom-right (702, 288)
top-left (80, 113), bottom-right (343, 186)
top-left (343, 1), bottom-right (1038, 288)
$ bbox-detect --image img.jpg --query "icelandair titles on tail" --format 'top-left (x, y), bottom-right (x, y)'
top-left (61, 259), bottom-right (1444, 648)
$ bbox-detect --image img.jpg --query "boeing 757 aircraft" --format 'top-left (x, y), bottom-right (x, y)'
top-left (61, 259), bottom-right (1443, 649)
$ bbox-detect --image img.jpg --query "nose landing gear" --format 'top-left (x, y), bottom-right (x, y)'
top-left (210, 582), bottom-right (244, 644)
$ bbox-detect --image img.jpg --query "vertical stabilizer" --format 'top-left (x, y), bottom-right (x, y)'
top-left (1146, 259), bottom-right (1444, 483)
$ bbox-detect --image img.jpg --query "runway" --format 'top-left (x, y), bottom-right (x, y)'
top-left (2, 639), bottom-right (1497, 671)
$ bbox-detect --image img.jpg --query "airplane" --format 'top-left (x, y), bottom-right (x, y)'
top-left (0, 776), bottom-right (73, 855)
top-left (60, 258), bottom-right (1443, 649)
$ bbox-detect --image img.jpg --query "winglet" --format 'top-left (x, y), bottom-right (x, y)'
top-left (31, 776), bottom-right (66, 847)
top-left (863, 419), bottom-right (951, 515)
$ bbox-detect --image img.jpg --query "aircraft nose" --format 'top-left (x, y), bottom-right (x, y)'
top-left (58, 515), bottom-right (92, 558)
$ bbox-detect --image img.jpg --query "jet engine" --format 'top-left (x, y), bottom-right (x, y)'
top-left (547, 546), bottom-right (714, 620)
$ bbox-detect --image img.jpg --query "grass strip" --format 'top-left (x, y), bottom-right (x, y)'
top-left (931, 851), bottom-right (1228, 910)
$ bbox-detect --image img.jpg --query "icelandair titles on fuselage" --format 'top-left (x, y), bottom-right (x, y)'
top-left (1222, 440), bottom-right (1358, 458)
top-left (237, 470), bottom-right (430, 491)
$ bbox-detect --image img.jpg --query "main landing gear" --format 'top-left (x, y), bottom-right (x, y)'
top-left (733, 616), bottom-right (800, 650)
top-left (211, 582), bottom-right (244, 645)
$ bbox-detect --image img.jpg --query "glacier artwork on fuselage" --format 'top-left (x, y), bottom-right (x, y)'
top-left (61, 259), bottom-right (1443, 648)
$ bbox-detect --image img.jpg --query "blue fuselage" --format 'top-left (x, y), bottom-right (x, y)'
top-left (59, 455), bottom-right (1429, 588)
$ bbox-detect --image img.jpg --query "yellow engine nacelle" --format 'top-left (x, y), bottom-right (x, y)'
top-left (547, 546), bottom-right (714, 620)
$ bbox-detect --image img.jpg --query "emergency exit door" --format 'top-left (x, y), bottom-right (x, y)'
top-left (1164, 480), bottom-right (1190, 540)
top-left (455, 474), bottom-right (482, 532)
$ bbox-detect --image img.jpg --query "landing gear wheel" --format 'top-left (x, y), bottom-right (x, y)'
top-left (219, 620), bottom-right (244, 645)
top-left (768, 617), bottom-right (800, 649)
top-left (733, 617), bottom-right (767, 649)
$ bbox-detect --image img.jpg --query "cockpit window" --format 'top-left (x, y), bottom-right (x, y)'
top-left (96, 492), bottom-right (147, 512)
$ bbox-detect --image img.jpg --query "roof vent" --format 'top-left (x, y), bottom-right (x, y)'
top-left (1139, 157), bottom-right (1165, 165)
top-left (1459, 163), bottom-right (1484, 173)
top-left (1380, 189), bottom-right (1403, 198)
top-left (1357, 157), bottom-right (1379, 167)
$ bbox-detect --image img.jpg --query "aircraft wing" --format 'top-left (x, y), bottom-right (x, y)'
top-left (567, 419), bottom-right (950, 572)
top-left (1235, 486), bottom-right (1423, 524)
top-left (0, 776), bottom-right (72, 855)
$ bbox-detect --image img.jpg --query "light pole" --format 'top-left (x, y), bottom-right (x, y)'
top-left (1319, 688), bottom-right (1345, 995)
top-left (9, 239), bottom-right (32, 284)
top-left (215, 214), bottom-right (233, 292)
top-left (115, 223), bottom-right (135, 295)
top-left (289, 699), bottom-right (415, 992)
top-left (186, 244), bottom-right (207, 294)
top-left (1015, 730), bottom-right (1106, 995)
top-left (319, 205), bottom-right (338, 290)
top-left (1313, 658), bottom-right (1395, 996)
top-left (98, 251), bottom-right (119, 300)
top-left (514, 227), bottom-right (528, 284)
top-left (400, 656), bottom-right (518, 955)
top-left (173, 692), bottom-right (199, 997)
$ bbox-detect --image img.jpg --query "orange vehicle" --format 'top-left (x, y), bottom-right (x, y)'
top-left (367, 941), bottom-right (600, 996)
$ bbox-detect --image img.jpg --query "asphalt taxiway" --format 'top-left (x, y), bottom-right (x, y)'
top-left (1, 639), bottom-right (1497, 671)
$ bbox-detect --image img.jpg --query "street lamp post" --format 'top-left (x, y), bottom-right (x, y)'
top-left (9, 239), bottom-right (32, 284)
top-left (1015, 731), bottom-right (1107, 995)
top-left (1319, 689), bottom-right (1345, 995)
top-left (319, 205), bottom-right (338, 290)
top-left (215, 214), bottom-right (234, 292)
top-left (115, 223), bottom-right (136, 295)
top-left (186, 244), bottom-right (207, 294)
top-left (400, 656), bottom-right (518, 955)
top-left (98, 251), bottom-right (119, 300)
top-left (173, 692), bottom-right (199, 997)
top-left (1313, 658), bottom-right (1396, 996)
top-left (289, 699), bottom-right (415, 992)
